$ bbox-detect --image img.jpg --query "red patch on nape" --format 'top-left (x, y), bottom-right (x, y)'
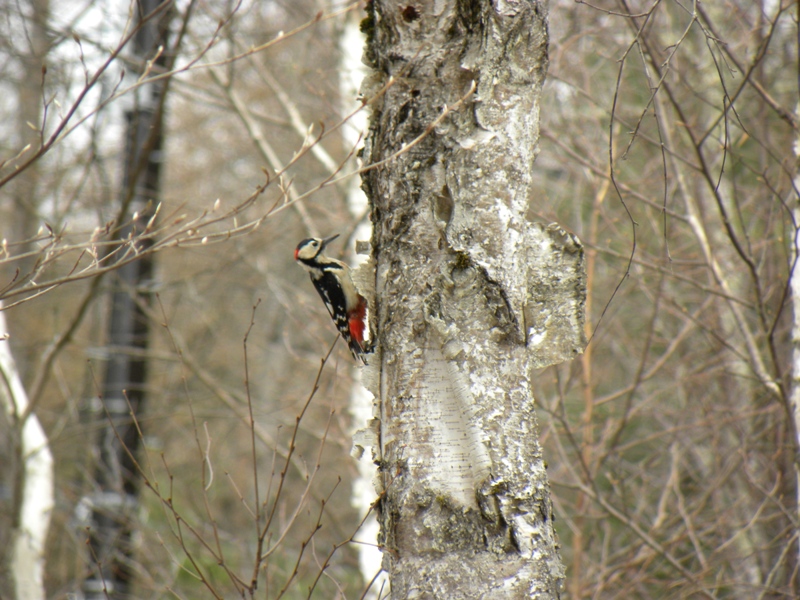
top-left (294, 247), bottom-right (299, 260)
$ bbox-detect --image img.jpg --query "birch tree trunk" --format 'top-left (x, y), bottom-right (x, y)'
top-left (82, 1), bottom-right (170, 597)
top-left (3, 5), bottom-right (54, 595)
top-left (336, 9), bottom-right (387, 594)
top-left (1, 309), bottom-right (54, 600)
top-left (790, 101), bottom-right (800, 570)
top-left (359, 0), bottom-right (583, 596)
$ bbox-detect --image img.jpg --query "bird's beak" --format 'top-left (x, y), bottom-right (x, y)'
top-left (321, 234), bottom-right (340, 249)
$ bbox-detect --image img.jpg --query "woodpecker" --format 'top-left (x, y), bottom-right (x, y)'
top-left (294, 235), bottom-right (370, 364)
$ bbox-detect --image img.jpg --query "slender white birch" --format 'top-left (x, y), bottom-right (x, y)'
top-left (335, 9), bottom-right (388, 596)
top-left (790, 100), bottom-right (800, 567)
top-left (0, 308), bottom-right (54, 600)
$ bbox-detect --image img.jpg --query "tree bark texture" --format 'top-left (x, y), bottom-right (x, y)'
top-left (359, 0), bottom-right (584, 597)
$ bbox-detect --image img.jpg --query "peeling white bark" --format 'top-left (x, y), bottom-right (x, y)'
top-left (0, 309), bottom-right (54, 600)
top-left (359, 0), bottom-right (583, 596)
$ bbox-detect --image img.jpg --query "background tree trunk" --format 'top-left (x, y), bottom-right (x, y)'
top-left (82, 1), bottom-right (170, 597)
top-left (1, 2), bottom-right (53, 597)
top-left (360, 0), bottom-right (584, 596)
top-left (10, 0), bottom-right (50, 276)
top-left (336, 8), bottom-right (386, 596)
top-left (790, 93), bottom-right (800, 572)
top-left (1, 307), bottom-right (54, 600)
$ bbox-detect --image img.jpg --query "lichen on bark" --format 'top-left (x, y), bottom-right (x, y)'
top-left (357, 0), bottom-right (584, 596)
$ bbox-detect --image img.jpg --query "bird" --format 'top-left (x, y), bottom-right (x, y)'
top-left (294, 234), bottom-right (370, 363)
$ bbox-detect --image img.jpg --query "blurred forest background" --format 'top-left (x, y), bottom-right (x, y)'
top-left (0, 0), bottom-right (797, 598)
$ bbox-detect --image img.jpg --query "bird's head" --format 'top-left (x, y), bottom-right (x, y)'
top-left (294, 234), bottom-right (339, 262)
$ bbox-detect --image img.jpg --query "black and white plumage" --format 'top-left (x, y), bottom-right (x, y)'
top-left (294, 235), bottom-right (369, 363)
